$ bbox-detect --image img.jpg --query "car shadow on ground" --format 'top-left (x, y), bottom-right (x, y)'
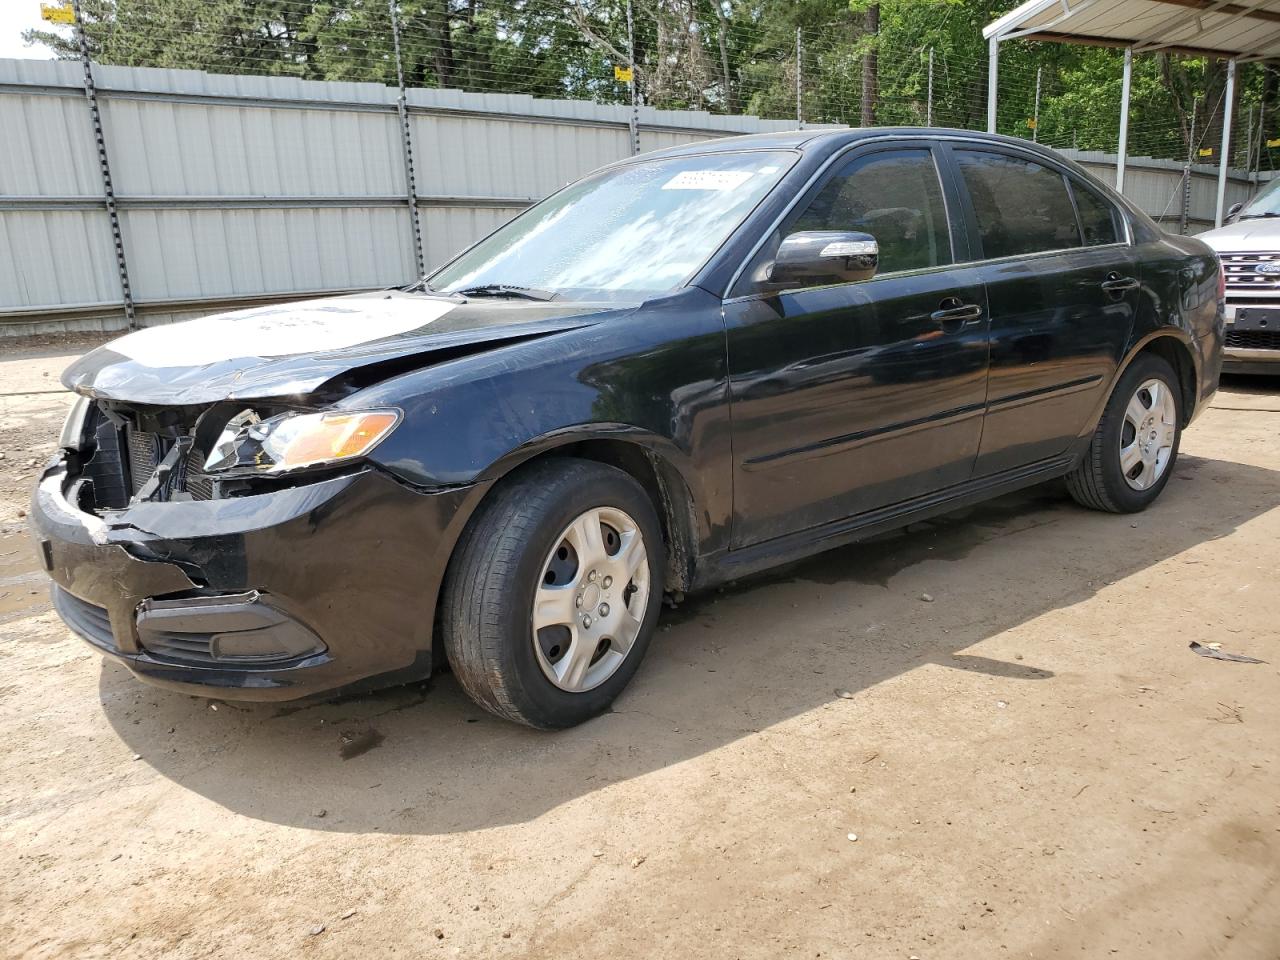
top-left (98, 452), bottom-right (1280, 835)
top-left (1218, 372), bottom-right (1280, 402)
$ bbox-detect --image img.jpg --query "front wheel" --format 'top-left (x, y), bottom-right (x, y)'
top-left (440, 458), bottom-right (665, 729)
top-left (1065, 353), bottom-right (1182, 513)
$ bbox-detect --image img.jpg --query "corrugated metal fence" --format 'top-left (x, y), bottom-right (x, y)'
top-left (0, 57), bottom-right (1271, 337)
top-left (0, 57), bottom-right (809, 337)
top-left (1060, 149), bottom-right (1269, 236)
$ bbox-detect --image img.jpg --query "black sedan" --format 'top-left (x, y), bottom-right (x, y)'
top-left (30, 128), bottom-right (1223, 729)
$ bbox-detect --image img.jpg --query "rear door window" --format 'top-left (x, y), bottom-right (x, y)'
top-left (955, 151), bottom-right (1081, 259)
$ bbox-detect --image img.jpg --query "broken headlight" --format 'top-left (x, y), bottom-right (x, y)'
top-left (203, 408), bottom-right (401, 475)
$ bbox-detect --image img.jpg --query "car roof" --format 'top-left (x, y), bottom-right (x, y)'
top-left (636, 126), bottom-right (1069, 163)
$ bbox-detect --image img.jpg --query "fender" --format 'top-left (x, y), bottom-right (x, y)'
top-left (348, 286), bottom-right (735, 563)
top-left (474, 422), bottom-right (710, 591)
top-left (477, 423), bottom-right (701, 509)
top-left (1078, 328), bottom-right (1200, 439)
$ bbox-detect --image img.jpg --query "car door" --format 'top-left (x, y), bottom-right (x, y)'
top-left (724, 141), bottom-right (990, 549)
top-left (941, 145), bottom-right (1139, 476)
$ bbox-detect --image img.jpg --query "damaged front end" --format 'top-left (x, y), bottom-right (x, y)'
top-left (63, 395), bottom-right (402, 511)
top-left (65, 396), bottom-right (308, 511)
top-left (32, 395), bottom-right (479, 701)
top-left (29, 291), bottom-right (618, 700)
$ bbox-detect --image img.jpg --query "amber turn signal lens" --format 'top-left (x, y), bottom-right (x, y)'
top-left (268, 410), bottom-right (400, 471)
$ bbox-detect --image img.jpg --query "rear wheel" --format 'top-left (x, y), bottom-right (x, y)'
top-left (1065, 353), bottom-right (1182, 513)
top-left (440, 458), bottom-right (665, 729)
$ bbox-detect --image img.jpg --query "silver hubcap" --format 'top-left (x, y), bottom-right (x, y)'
top-left (1119, 378), bottom-right (1177, 491)
top-left (531, 506), bottom-right (650, 693)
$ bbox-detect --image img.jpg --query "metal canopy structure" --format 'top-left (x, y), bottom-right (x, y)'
top-left (984, 0), bottom-right (1280, 227)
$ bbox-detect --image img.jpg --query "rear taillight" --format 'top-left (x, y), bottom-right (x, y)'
top-left (1217, 261), bottom-right (1226, 301)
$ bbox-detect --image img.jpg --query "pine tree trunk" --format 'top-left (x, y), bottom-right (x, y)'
top-left (860, 4), bottom-right (879, 127)
top-left (433, 1), bottom-right (455, 87)
top-left (716, 5), bottom-right (737, 114)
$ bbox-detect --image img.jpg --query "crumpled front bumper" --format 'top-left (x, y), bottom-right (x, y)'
top-left (29, 459), bottom-right (484, 701)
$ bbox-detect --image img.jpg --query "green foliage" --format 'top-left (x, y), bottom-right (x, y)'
top-left (20, 0), bottom-right (1274, 163)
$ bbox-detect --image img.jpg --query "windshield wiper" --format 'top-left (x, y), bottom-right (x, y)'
top-left (1239, 212), bottom-right (1280, 220)
top-left (399, 279), bottom-right (464, 301)
top-left (456, 284), bottom-right (558, 301)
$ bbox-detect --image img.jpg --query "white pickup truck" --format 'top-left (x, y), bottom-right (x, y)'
top-left (1197, 178), bottom-right (1280, 374)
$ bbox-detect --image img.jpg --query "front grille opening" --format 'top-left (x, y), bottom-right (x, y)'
top-left (124, 426), bottom-right (217, 501)
top-left (72, 402), bottom-right (231, 510)
top-left (184, 447), bottom-right (216, 501)
top-left (1226, 299), bottom-right (1280, 308)
top-left (135, 592), bottom-right (328, 667)
top-left (52, 586), bottom-right (116, 651)
top-left (126, 427), bottom-right (161, 496)
top-left (1222, 252), bottom-right (1280, 302)
top-left (70, 399), bottom-right (307, 515)
top-left (141, 631), bottom-right (217, 663)
top-left (1226, 329), bottom-right (1280, 351)
top-left (1222, 252), bottom-right (1280, 267)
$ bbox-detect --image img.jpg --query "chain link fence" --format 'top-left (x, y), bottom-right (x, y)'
top-left (6, 0), bottom-right (1277, 334)
top-left (24, 1), bottom-right (1277, 173)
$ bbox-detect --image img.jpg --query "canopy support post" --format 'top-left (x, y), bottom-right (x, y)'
top-left (987, 37), bottom-right (999, 133)
top-left (1116, 46), bottom-right (1133, 194)
top-left (1215, 58), bottom-right (1237, 228)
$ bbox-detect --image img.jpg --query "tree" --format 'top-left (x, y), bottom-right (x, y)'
top-left (859, 2), bottom-right (877, 125)
top-left (26, 0), bottom-right (325, 77)
top-left (20, 0), bottom-right (1270, 167)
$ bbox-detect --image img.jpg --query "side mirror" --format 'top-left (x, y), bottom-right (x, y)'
top-left (1226, 201), bottom-right (1244, 222)
top-left (759, 231), bottom-right (879, 290)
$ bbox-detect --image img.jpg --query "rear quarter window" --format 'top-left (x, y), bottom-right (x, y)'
top-left (1071, 182), bottom-right (1121, 246)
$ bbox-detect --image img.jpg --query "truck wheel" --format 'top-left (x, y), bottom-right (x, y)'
top-left (1066, 353), bottom-right (1182, 513)
top-left (441, 457), bottom-right (665, 729)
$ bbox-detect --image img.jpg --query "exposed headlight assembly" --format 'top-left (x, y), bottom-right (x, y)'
top-left (203, 408), bottom-right (401, 475)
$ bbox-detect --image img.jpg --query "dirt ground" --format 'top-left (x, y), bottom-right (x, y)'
top-left (1, 336), bottom-right (1278, 960)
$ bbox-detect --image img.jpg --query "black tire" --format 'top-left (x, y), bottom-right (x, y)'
top-left (1065, 353), bottom-right (1183, 513)
top-left (440, 457), bottom-right (666, 729)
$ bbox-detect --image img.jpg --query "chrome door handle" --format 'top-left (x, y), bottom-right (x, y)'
top-left (931, 300), bottom-right (984, 330)
top-left (1101, 273), bottom-right (1139, 293)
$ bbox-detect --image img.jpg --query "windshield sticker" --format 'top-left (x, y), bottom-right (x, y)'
top-left (661, 170), bottom-right (756, 191)
top-left (109, 297), bottom-right (456, 368)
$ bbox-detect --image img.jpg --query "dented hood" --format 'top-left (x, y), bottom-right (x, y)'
top-left (63, 292), bottom-right (622, 405)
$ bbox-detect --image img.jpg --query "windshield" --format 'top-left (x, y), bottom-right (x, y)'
top-left (1241, 178), bottom-right (1280, 218)
top-left (429, 151), bottom-right (795, 301)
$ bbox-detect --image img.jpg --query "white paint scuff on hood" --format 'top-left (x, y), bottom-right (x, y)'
top-left (110, 297), bottom-right (457, 368)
